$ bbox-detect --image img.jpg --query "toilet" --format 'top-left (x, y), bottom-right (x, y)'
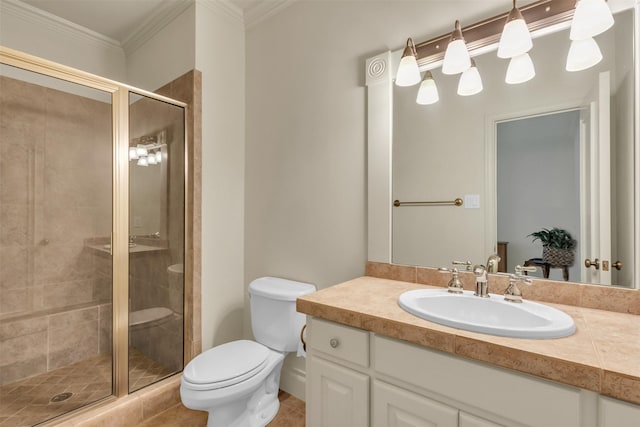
top-left (180, 277), bottom-right (316, 427)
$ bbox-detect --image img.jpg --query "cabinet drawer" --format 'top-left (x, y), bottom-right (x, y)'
top-left (374, 335), bottom-right (582, 427)
top-left (308, 317), bottom-right (369, 367)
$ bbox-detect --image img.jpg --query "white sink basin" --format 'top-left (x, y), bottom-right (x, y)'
top-left (398, 289), bottom-right (575, 339)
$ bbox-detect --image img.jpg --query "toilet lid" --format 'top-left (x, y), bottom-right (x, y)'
top-left (183, 340), bottom-right (269, 387)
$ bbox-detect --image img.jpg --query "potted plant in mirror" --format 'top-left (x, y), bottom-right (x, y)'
top-left (528, 227), bottom-right (577, 267)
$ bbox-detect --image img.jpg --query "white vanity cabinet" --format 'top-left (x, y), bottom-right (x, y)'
top-left (305, 317), bottom-right (637, 427)
top-left (306, 318), bottom-right (371, 426)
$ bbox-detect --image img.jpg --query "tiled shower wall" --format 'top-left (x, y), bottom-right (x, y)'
top-left (0, 75), bottom-right (113, 384)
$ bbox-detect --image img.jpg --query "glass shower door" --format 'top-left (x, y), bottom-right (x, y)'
top-left (0, 64), bottom-right (113, 425)
top-left (127, 93), bottom-right (185, 392)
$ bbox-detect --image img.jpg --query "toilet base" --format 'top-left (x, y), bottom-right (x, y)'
top-left (206, 372), bottom-right (281, 427)
top-left (182, 349), bottom-right (285, 427)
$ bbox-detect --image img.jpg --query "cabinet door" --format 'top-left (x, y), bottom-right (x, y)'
top-left (599, 397), bottom-right (640, 427)
top-left (307, 355), bottom-right (369, 427)
top-left (373, 380), bottom-right (458, 427)
top-left (460, 412), bottom-right (504, 427)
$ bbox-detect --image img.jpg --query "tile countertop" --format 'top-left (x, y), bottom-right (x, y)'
top-left (296, 276), bottom-right (640, 405)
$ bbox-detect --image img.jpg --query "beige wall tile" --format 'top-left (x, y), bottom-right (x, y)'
top-left (139, 376), bottom-right (181, 420)
top-left (0, 331), bottom-right (47, 366)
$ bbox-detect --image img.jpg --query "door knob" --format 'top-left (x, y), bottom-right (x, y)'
top-left (612, 261), bottom-right (623, 271)
top-left (584, 258), bottom-right (600, 270)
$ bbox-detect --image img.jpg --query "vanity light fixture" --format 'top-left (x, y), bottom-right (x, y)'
top-left (397, 1), bottom-right (611, 104)
top-left (416, 71), bottom-right (439, 105)
top-left (396, 38), bottom-right (421, 86)
top-left (137, 156), bottom-right (148, 167)
top-left (457, 59), bottom-right (483, 96)
top-left (569, 0), bottom-right (614, 41)
top-left (505, 52), bottom-right (536, 84)
top-left (497, 0), bottom-right (533, 59)
top-left (442, 20), bottom-right (471, 75)
top-left (566, 37), bottom-right (603, 71)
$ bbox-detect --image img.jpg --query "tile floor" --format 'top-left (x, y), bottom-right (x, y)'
top-left (0, 349), bottom-right (171, 426)
top-left (140, 390), bottom-right (306, 427)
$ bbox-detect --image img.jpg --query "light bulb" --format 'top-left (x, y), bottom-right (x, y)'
top-left (147, 154), bottom-right (157, 165)
top-left (442, 21), bottom-right (471, 75)
top-left (497, 0), bottom-right (532, 58)
top-left (457, 60), bottom-right (483, 96)
top-left (505, 53), bottom-right (535, 84)
top-left (570, 0), bottom-right (614, 41)
top-left (136, 145), bottom-right (147, 157)
top-left (129, 147), bottom-right (138, 160)
top-left (566, 38), bottom-right (603, 72)
top-left (137, 156), bottom-right (148, 167)
top-left (396, 38), bottom-right (421, 86)
top-left (416, 71), bottom-right (439, 105)
top-left (155, 151), bottom-right (162, 163)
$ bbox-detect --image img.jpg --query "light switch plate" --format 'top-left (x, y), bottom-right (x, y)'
top-left (464, 194), bottom-right (480, 209)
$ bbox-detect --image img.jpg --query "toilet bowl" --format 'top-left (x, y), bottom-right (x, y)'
top-left (180, 277), bottom-right (316, 427)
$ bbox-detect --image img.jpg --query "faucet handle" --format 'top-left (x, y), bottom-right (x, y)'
top-left (515, 265), bottom-right (536, 276)
top-left (438, 268), bottom-right (463, 294)
top-left (452, 260), bottom-right (473, 271)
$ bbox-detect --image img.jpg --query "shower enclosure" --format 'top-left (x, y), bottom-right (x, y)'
top-left (0, 48), bottom-right (187, 425)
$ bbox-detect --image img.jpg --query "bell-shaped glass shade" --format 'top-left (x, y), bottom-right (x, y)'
top-left (442, 39), bottom-right (471, 75)
top-left (416, 72), bottom-right (439, 105)
top-left (137, 156), bottom-right (148, 167)
top-left (497, 18), bottom-right (532, 58)
top-left (147, 153), bottom-right (157, 165)
top-left (136, 145), bottom-right (147, 157)
top-left (570, 0), bottom-right (614, 41)
top-left (505, 53), bottom-right (535, 84)
top-left (129, 147), bottom-right (138, 160)
top-left (457, 62), bottom-right (483, 96)
top-left (155, 151), bottom-right (162, 163)
top-left (396, 55), bottom-right (421, 86)
top-left (566, 37), bottom-right (603, 72)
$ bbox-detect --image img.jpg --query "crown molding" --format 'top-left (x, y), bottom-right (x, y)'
top-left (121, 0), bottom-right (196, 56)
top-left (0, 0), bottom-right (122, 53)
top-left (198, 0), bottom-right (244, 26)
top-left (243, 0), bottom-right (297, 29)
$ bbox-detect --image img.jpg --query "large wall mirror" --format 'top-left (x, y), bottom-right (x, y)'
top-left (367, 1), bottom-right (639, 288)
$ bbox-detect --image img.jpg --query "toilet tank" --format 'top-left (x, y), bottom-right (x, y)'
top-left (249, 277), bottom-right (316, 352)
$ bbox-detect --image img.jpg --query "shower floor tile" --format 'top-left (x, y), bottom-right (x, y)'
top-left (0, 349), bottom-right (171, 426)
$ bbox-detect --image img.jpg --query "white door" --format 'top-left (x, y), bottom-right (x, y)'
top-left (580, 71), bottom-right (612, 285)
top-left (307, 355), bottom-right (369, 427)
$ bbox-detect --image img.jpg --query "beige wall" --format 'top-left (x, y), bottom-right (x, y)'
top-left (245, 0), bottom-right (522, 398)
top-left (195, 3), bottom-right (246, 350)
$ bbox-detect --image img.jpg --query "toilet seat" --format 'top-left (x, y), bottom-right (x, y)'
top-left (183, 340), bottom-right (270, 391)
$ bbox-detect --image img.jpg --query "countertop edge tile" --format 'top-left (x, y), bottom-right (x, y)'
top-left (601, 370), bottom-right (640, 405)
top-left (453, 335), bottom-right (602, 392)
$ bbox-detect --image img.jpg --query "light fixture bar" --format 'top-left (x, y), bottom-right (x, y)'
top-left (413, 0), bottom-right (576, 69)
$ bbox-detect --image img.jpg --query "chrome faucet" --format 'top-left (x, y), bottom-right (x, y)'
top-left (473, 264), bottom-right (489, 297)
top-left (504, 265), bottom-right (536, 303)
